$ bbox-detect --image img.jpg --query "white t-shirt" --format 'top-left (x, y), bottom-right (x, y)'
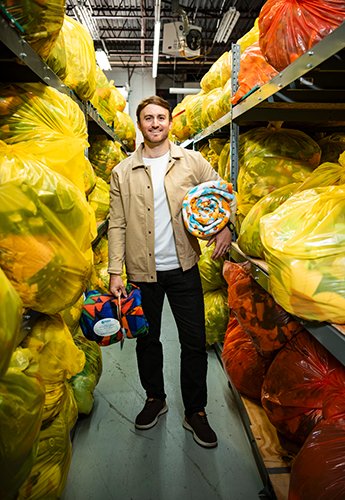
top-left (143, 152), bottom-right (180, 271)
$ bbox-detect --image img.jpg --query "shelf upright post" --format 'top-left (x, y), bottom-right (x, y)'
top-left (230, 43), bottom-right (240, 191)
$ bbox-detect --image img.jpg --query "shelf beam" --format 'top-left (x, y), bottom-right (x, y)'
top-left (232, 21), bottom-right (345, 122)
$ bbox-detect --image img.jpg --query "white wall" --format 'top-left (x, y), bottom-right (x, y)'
top-left (104, 67), bottom-right (156, 144)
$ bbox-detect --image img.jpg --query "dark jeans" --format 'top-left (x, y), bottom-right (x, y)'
top-left (133, 265), bottom-right (207, 417)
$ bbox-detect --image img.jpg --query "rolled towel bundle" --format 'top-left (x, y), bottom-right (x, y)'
top-left (182, 180), bottom-right (234, 239)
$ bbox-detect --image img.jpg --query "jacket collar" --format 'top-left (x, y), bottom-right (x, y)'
top-left (131, 141), bottom-right (183, 169)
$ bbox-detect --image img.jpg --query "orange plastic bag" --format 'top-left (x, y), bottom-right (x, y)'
top-left (223, 261), bottom-right (302, 358)
top-left (289, 418), bottom-right (345, 500)
top-left (222, 316), bottom-right (270, 400)
top-left (232, 42), bottom-right (278, 105)
top-left (262, 330), bottom-right (345, 444)
top-left (259, 0), bottom-right (345, 72)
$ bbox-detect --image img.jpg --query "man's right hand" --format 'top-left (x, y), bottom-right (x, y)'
top-left (109, 274), bottom-right (127, 297)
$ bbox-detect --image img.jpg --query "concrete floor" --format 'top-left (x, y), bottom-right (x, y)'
top-left (62, 300), bottom-right (265, 500)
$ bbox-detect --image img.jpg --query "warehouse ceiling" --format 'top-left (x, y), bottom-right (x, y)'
top-left (66, 0), bottom-right (266, 83)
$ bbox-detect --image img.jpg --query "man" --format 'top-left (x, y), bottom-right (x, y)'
top-left (108, 95), bottom-right (232, 448)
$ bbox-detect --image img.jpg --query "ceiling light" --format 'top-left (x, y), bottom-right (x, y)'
top-left (169, 88), bottom-right (201, 94)
top-left (213, 7), bottom-right (240, 44)
top-left (95, 49), bottom-right (112, 71)
top-left (152, 0), bottom-right (161, 79)
top-left (74, 1), bottom-right (100, 40)
top-left (152, 21), bottom-right (161, 79)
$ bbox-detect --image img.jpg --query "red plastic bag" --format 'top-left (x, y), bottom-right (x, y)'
top-left (222, 316), bottom-right (270, 400)
top-left (289, 417), bottom-right (345, 500)
top-left (232, 42), bottom-right (278, 105)
top-left (223, 261), bottom-right (302, 358)
top-left (259, 0), bottom-right (345, 72)
top-left (262, 330), bottom-right (345, 444)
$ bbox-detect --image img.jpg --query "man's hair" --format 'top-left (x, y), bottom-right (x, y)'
top-left (136, 95), bottom-right (172, 122)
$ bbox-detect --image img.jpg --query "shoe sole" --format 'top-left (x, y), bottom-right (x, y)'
top-left (183, 419), bottom-right (218, 448)
top-left (135, 404), bottom-right (168, 430)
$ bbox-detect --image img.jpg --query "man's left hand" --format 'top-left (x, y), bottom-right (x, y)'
top-left (206, 225), bottom-right (232, 260)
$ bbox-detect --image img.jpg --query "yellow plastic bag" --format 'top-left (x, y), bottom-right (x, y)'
top-left (0, 348), bottom-right (45, 500)
top-left (237, 125), bottom-right (321, 216)
top-left (22, 314), bottom-right (85, 423)
top-left (318, 133), bottom-right (345, 163)
top-left (70, 329), bottom-right (103, 415)
top-left (201, 88), bottom-right (226, 129)
top-left (0, 179), bottom-right (92, 314)
top-left (185, 92), bottom-right (204, 136)
top-left (204, 288), bottom-right (229, 347)
top-left (218, 142), bottom-right (230, 181)
top-left (89, 136), bottom-right (127, 183)
top-left (60, 294), bottom-right (85, 336)
top-left (238, 183), bottom-right (299, 258)
top-left (18, 384), bottom-right (78, 500)
top-left (296, 161), bottom-right (345, 192)
top-left (198, 240), bottom-right (227, 293)
top-left (88, 176), bottom-right (110, 222)
top-left (0, 268), bottom-right (22, 378)
top-left (0, 83), bottom-right (89, 193)
top-left (217, 78), bottom-right (231, 116)
top-left (2, 0), bottom-right (65, 59)
top-left (200, 52), bottom-right (231, 92)
top-left (260, 186), bottom-right (345, 323)
top-left (91, 66), bottom-right (126, 125)
top-left (57, 15), bottom-right (97, 101)
top-left (236, 18), bottom-right (259, 53)
top-left (113, 110), bottom-right (136, 152)
top-left (171, 96), bottom-right (193, 142)
top-left (23, 315), bottom-right (85, 384)
top-left (84, 156), bottom-right (97, 195)
top-left (0, 141), bottom-right (96, 255)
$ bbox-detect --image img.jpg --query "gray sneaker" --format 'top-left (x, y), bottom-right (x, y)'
top-left (135, 398), bottom-right (168, 429)
top-left (183, 412), bottom-right (218, 448)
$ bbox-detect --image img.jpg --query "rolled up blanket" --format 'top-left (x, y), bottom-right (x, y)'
top-left (182, 180), bottom-right (234, 239)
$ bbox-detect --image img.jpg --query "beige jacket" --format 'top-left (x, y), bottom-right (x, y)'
top-left (108, 141), bottom-right (220, 282)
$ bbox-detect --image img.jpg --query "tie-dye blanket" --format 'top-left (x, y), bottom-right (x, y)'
top-left (182, 180), bottom-right (234, 239)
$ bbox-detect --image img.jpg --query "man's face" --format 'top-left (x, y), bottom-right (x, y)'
top-left (138, 104), bottom-right (172, 146)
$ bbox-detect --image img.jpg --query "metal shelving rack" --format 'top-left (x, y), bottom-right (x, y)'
top-left (182, 21), bottom-right (345, 365)
top-left (181, 23), bottom-right (345, 499)
top-left (0, 11), bottom-right (120, 142)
